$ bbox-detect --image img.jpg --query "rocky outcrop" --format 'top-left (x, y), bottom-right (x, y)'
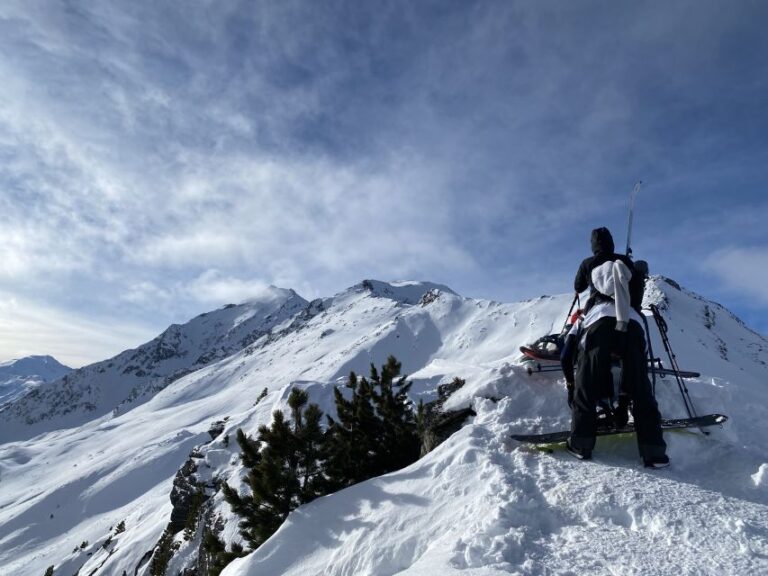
top-left (420, 377), bottom-right (475, 456)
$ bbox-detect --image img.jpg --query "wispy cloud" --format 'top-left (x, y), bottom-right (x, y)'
top-left (0, 291), bottom-right (155, 368)
top-left (1, 0), bottom-right (766, 363)
top-left (703, 246), bottom-right (768, 306)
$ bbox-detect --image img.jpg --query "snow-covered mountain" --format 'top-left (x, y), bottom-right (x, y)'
top-left (0, 286), bottom-right (307, 442)
top-left (0, 355), bottom-right (72, 406)
top-left (0, 278), bottom-right (766, 576)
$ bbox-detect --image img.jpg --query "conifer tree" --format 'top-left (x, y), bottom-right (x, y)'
top-left (289, 389), bottom-right (327, 502)
top-left (370, 356), bottom-right (420, 473)
top-left (325, 356), bottom-right (420, 488)
top-left (223, 388), bottom-right (326, 549)
top-left (324, 370), bottom-right (382, 487)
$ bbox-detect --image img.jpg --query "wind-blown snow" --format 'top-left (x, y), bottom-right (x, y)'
top-left (0, 278), bottom-right (766, 576)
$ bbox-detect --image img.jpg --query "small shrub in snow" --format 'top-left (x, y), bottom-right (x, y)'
top-left (149, 529), bottom-right (179, 576)
top-left (254, 387), bottom-right (268, 406)
top-left (183, 486), bottom-right (206, 540)
top-left (202, 529), bottom-right (245, 576)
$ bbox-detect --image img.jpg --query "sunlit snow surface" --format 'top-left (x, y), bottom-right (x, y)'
top-left (1, 278), bottom-right (767, 576)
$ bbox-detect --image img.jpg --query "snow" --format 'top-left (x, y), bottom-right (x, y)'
top-left (0, 277), bottom-right (767, 576)
top-left (0, 355), bottom-right (72, 406)
top-left (753, 464), bottom-right (768, 489)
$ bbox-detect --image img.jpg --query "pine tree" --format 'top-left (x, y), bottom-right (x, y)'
top-left (325, 356), bottom-right (420, 488)
top-left (370, 356), bottom-right (420, 473)
top-left (223, 388), bottom-right (327, 549)
top-left (324, 370), bottom-right (383, 488)
top-left (289, 389), bottom-right (327, 503)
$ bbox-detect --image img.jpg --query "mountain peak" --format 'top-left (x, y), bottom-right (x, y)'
top-left (240, 285), bottom-right (303, 306)
top-left (0, 355), bottom-right (73, 406)
top-left (355, 279), bottom-right (458, 304)
top-left (0, 355), bottom-right (72, 377)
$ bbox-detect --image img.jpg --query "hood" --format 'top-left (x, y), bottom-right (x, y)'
top-left (590, 227), bottom-right (615, 255)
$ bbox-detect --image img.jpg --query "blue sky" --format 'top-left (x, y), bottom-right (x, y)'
top-left (1, 1), bottom-right (766, 367)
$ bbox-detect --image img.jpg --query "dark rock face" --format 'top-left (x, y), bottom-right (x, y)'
top-left (420, 407), bottom-right (476, 455)
top-left (663, 277), bottom-right (681, 291)
top-left (168, 459), bottom-right (200, 534)
top-left (208, 420), bottom-right (226, 441)
top-left (420, 289), bottom-right (441, 306)
top-left (420, 377), bottom-right (475, 456)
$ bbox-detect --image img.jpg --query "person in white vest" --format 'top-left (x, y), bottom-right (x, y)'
top-left (565, 227), bottom-right (669, 468)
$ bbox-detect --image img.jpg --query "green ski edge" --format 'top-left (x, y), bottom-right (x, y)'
top-left (511, 413), bottom-right (728, 445)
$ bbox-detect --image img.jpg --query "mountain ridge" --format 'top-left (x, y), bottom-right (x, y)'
top-left (0, 355), bottom-right (72, 406)
top-left (0, 277), bottom-right (766, 576)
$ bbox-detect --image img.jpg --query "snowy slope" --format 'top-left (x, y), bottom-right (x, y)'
top-left (0, 278), bottom-right (766, 576)
top-left (221, 278), bottom-right (768, 576)
top-left (0, 356), bottom-right (72, 406)
top-left (0, 286), bottom-right (307, 442)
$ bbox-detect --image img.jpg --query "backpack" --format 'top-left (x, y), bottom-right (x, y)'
top-left (586, 254), bottom-right (647, 315)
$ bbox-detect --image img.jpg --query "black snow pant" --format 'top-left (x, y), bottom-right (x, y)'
top-left (570, 316), bottom-right (667, 459)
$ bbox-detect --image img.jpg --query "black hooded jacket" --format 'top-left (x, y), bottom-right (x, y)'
top-left (574, 227), bottom-right (644, 312)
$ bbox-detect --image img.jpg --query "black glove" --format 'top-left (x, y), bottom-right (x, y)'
top-left (566, 382), bottom-right (574, 409)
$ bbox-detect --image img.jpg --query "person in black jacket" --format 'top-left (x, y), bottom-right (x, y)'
top-left (566, 227), bottom-right (669, 468)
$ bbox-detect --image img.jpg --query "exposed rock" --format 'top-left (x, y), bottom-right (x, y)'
top-left (207, 420), bottom-right (226, 441)
top-left (420, 289), bottom-right (441, 306)
top-left (663, 277), bottom-right (681, 291)
top-left (168, 459), bottom-right (200, 534)
top-left (419, 377), bottom-right (476, 456)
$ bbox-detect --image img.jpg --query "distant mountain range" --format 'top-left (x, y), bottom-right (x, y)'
top-left (0, 355), bottom-right (72, 406)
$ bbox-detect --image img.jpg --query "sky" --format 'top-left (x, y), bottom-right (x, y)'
top-left (0, 0), bottom-right (766, 367)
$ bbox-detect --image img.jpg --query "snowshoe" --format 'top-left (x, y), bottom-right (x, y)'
top-left (519, 334), bottom-right (563, 362)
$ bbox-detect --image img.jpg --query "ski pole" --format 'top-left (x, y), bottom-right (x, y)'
top-left (561, 293), bottom-right (580, 333)
top-left (641, 312), bottom-right (657, 396)
top-left (650, 305), bottom-right (701, 424)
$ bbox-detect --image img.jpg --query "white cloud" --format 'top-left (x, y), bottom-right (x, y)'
top-left (704, 246), bottom-right (768, 306)
top-left (0, 0), bottom-right (765, 362)
top-left (0, 291), bottom-right (156, 368)
top-left (182, 270), bottom-right (275, 305)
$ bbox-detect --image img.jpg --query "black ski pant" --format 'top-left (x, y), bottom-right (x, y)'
top-left (570, 316), bottom-right (667, 459)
